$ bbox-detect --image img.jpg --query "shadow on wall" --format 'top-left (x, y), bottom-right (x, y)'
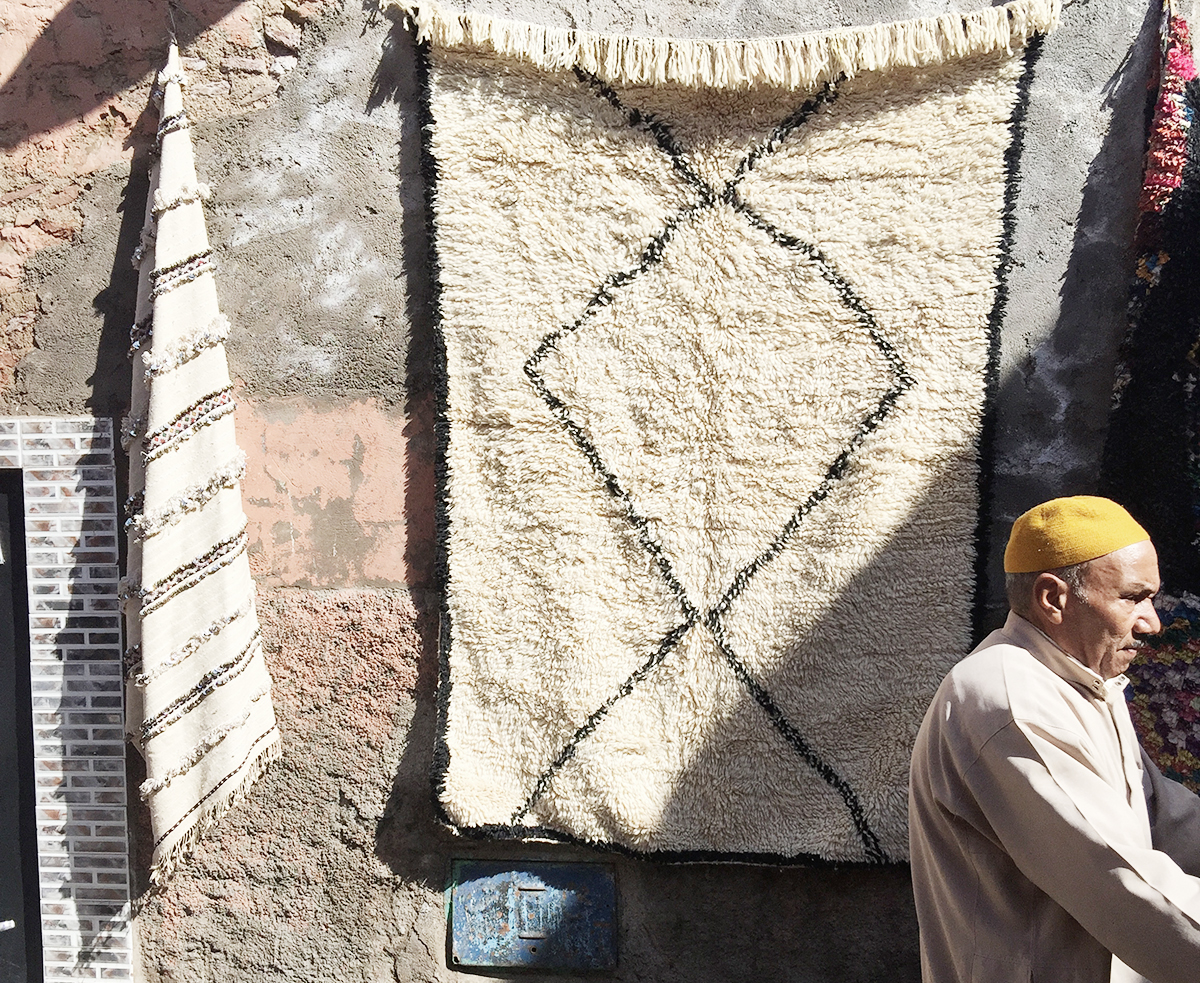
top-left (41, 477), bottom-right (131, 976)
top-left (365, 3), bottom-right (414, 115)
top-left (84, 151), bottom-right (149, 434)
top-left (0, 0), bottom-right (247, 151)
top-left (0, 0), bottom-right (229, 435)
top-left (365, 9), bottom-right (442, 593)
top-left (977, 0), bottom-right (1158, 630)
top-left (370, 11), bottom-right (449, 901)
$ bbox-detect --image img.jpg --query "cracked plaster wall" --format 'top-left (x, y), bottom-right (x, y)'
top-left (0, 0), bottom-right (1161, 979)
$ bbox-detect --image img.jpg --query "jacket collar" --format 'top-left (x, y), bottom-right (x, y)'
top-left (1000, 611), bottom-right (1128, 701)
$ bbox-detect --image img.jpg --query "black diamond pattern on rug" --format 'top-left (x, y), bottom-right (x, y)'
top-left (520, 74), bottom-right (915, 862)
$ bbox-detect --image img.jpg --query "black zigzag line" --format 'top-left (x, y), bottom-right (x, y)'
top-left (706, 628), bottom-right (888, 862)
top-left (525, 208), bottom-right (708, 611)
top-left (702, 205), bottom-right (913, 860)
top-left (734, 203), bottom-right (914, 385)
top-left (517, 79), bottom-right (720, 818)
top-left (511, 616), bottom-right (697, 822)
top-left (726, 78), bottom-right (842, 193)
top-left (573, 68), bottom-right (716, 207)
top-left (709, 204), bottom-right (916, 620)
top-left (715, 82), bottom-right (899, 860)
top-left (521, 79), bottom-right (897, 855)
top-left (519, 213), bottom-right (706, 816)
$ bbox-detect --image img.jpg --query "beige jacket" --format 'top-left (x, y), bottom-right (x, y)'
top-left (910, 613), bottom-right (1200, 983)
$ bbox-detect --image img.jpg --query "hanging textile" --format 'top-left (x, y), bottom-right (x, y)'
top-left (122, 45), bottom-right (280, 881)
top-left (1103, 0), bottom-right (1200, 587)
top-left (407, 0), bottom-right (1058, 862)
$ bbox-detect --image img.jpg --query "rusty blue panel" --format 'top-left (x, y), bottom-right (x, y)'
top-left (449, 860), bottom-right (617, 970)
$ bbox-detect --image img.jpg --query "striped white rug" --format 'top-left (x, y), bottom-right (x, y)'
top-left (122, 46), bottom-right (279, 882)
top-left (407, 0), bottom-right (1058, 862)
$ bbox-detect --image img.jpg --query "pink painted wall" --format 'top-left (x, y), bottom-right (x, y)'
top-left (238, 397), bottom-right (435, 588)
top-left (0, 0), bottom-right (333, 372)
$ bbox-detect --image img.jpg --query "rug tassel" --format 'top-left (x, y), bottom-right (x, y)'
top-left (147, 732), bottom-right (281, 885)
top-left (398, 0), bottom-right (1058, 88)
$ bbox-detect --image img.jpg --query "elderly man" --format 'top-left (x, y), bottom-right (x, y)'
top-left (909, 496), bottom-right (1200, 983)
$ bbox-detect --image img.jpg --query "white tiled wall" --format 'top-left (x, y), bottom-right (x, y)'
top-left (1, 418), bottom-right (131, 982)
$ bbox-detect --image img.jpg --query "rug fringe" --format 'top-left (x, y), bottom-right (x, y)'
top-left (147, 730), bottom-right (281, 885)
top-left (392, 0), bottom-right (1059, 88)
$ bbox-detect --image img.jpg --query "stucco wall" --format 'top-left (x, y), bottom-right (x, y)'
top-left (0, 0), bottom-right (1157, 979)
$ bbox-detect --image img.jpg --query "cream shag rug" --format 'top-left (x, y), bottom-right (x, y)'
top-left (122, 46), bottom-right (279, 882)
top-left (404, 0), bottom-right (1058, 862)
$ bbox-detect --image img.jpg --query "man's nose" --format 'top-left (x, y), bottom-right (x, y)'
top-left (1137, 601), bottom-right (1162, 635)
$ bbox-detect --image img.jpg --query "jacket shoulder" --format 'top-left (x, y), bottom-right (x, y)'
top-left (940, 638), bottom-right (1036, 711)
top-left (918, 638), bottom-right (1042, 757)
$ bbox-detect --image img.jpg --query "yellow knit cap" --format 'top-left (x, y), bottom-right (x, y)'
top-left (1003, 496), bottom-right (1150, 573)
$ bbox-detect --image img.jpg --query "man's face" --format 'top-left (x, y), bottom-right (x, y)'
top-left (1060, 540), bottom-right (1162, 679)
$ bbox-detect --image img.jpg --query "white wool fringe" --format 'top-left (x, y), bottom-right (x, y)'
top-left (139, 686), bottom-right (273, 797)
top-left (152, 182), bottom-right (210, 216)
top-left (142, 314), bottom-right (231, 379)
top-left (390, 0), bottom-right (1059, 88)
top-left (127, 452), bottom-right (247, 541)
top-left (148, 735), bottom-right (282, 884)
top-left (135, 599), bottom-right (253, 686)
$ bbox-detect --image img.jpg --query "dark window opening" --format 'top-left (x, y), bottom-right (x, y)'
top-left (0, 470), bottom-right (44, 983)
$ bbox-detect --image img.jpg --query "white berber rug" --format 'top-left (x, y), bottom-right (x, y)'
top-left (401, 0), bottom-right (1059, 862)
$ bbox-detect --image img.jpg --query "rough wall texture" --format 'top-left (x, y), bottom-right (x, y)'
top-left (0, 0), bottom-right (1159, 980)
top-left (0, 1), bottom-right (336, 404)
top-left (129, 588), bottom-right (429, 982)
top-left (987, 0), bottom-right (1159, 625)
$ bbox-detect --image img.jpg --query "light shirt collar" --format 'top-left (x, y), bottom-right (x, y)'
top-left (1001, 611), bottom-right (1129, 701)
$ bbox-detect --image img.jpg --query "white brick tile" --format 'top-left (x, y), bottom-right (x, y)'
top-left (3, 418), bottom-right (131, 981)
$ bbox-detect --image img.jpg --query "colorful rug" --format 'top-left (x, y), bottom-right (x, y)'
top-left (121, 45), bottom-right (280, 882)
top-left (406, 0), bottom-right (1058, 862)
top-left (1128, 594), bottom-right (1200, 793)
top-left (1102, 0), bottom-right (1200, 790)
top-left (1103, 0), bottom-right (1200, 589)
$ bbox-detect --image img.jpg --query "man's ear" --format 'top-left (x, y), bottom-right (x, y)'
top-left (1033, 572), bottom-right (1069, 625)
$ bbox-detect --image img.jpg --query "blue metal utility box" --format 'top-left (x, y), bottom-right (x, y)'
top-left (448, 860), bottom-right (617, 971)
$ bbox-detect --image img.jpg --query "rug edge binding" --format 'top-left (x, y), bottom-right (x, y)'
top-left (430, 818), bottom-right (900, 868)
top-left (414, 34), bottom-right (458, 822)
top-left (388, 0), bottom-right (1059, 89)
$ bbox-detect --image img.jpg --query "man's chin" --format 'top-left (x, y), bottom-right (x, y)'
top-left (1114, 648), bottom-right (1143, 674)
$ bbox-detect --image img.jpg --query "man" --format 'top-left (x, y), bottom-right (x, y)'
top-left (910, 496), bottom-right (1200, 983)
